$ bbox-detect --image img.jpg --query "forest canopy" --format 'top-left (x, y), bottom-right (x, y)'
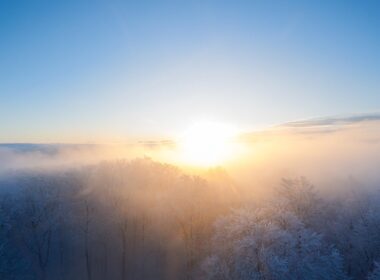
top-left (1, 158), bottom-right (380, 280)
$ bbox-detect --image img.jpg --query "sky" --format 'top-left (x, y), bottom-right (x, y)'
top-left (0, 0), bottom-right (379, 143)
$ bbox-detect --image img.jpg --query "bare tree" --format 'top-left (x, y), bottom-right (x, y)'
top-left (14, 176), bottom-right (61, 280)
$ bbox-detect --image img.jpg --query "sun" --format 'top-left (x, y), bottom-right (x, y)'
top-left (178, 122), bottom-right (238, 167)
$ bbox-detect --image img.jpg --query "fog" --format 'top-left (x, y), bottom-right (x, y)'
top-left (3, 115), bottom-right (380, 192)
top-left (1, 115), bottom-right (380, 280)
top-left (230, 116), bottom-right (380, 197)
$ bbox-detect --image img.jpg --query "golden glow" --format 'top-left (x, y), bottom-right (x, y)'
top-left (178, 122), bottom-right (239, 166)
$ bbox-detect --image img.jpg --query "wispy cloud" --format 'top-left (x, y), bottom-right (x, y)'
top-left (138, 140), bottom-right (176, 150)
top-left (280, 113), bottom-right (380, 128)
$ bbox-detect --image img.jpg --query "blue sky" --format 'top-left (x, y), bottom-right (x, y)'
top-left (1, 0), bottom-right (379, 142)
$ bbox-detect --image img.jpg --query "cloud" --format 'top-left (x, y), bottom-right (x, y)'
top-left (280, 113), bottom-right (380, 129)
top-left (238, 114), bottom-right (380, 143)
top-left (0, 143), bottom-right (96, 155)
top-left (138, 140), bottom-right (176, 150)
top-left (0, 144), bottom-right (102, 172)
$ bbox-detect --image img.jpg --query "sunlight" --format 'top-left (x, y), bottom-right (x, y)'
top-left (178, 122), bottom-right (238, 167)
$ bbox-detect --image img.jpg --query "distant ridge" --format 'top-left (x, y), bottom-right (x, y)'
top-left (0, 143), bottom-right (97, 155)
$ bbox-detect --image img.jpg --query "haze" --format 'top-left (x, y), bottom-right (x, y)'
top-left (1, 1), bottom-right (380, 280)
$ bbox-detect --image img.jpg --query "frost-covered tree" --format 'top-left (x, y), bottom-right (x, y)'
top-left (276, 177), bottom-right (322, 228)
top-left (12, 175), bottom-right (63, 280)
top-left (322, 190), bottom-right (380, 279)
top-left (203, 207), bottom-right (348, 280)
top-left (4, 160), bottom-right (380, 280)
top-left (0, 196), bottom-right (29, 279)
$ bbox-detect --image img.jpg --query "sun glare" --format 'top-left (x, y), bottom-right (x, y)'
top-left (178, 122), bottom-right (238, 167)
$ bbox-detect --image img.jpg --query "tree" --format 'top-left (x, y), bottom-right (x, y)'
top-left (0, 195), bottom-right (28, 279)
top-left (203, 207), bottom-right (348, 280)
top-left (276, 177), bottom-right (321, 228)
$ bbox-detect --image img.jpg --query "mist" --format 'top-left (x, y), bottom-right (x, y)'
top-left (1, 115), bottom-right (380, 280)
top-left (229, 116), bottom-right (380, 197)
top-left (3, 115), bottom-right (380, 192)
